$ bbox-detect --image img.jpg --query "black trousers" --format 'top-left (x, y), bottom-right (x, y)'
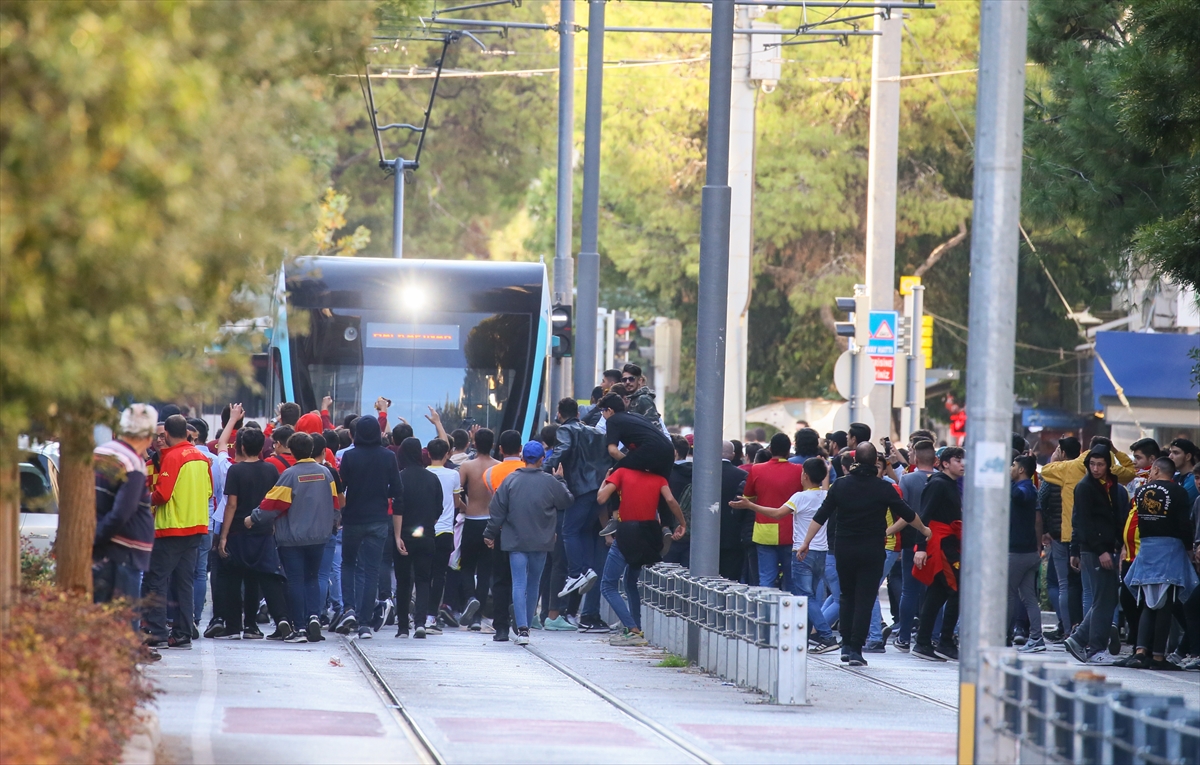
top-left (459, 518), bottom-right (493, 609)
top-left (917, 571), bottom-right (960, 647)
top-left (213, 558), bottom-right (286, 632)
top-left (491, 544), bottom-right (512, 633)
top-left (719, 546), bottom-right (744, 582)
top-left (142, 535), bottom-right (201, 640)
top-left (1136, 590), bottom-right (1176, 655)
top-left (834, 543), bottom-right (885, 651)
top-left (617, 441), bottom-right (674, 479)
top-left (393, 531), bottom-right (435, 633)
top-left (431, 532), bottom-right (455, 614)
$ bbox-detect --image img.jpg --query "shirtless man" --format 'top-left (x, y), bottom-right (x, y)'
top-left (456, 428), bottom-right (499, 630)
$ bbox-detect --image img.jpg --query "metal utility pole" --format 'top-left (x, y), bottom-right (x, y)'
top-left (574, 0), bottom-right (606, 400)
top-left (900, 283), bottom-right (925, 440)
top-left (391, 160), bottom-right (407, 258)
top-left (863, 9), bottom-right (902, 435)
top-left (552, 0), bottom-right (576, 404)
top-left (958, 2), bottom-right (1027, 763)
top-left (690, 0), bottom-right (736, 578)
top-left (723, 5), bottom-right (755, 442)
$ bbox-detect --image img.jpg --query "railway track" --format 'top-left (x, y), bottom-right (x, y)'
top-left (345, 636), bottom-right (721, 765)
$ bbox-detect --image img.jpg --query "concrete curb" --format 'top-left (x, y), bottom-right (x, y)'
top-left (119, 707), bottom-right (160, 765)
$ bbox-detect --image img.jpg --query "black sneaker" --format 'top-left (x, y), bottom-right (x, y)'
top-left (168, 633), bottom-right (193, 650)
top-left (847, 651), bottom-right (867, 667)
top-left (307, 616), bottom-right (323, 643)
top-left (335, 610), bottom-right (358, 635)
top-left (880, 623), bottom-right (893, 643)
top-left (461, 597), bottom-right (482, 625)
top-left (934, 643), bottom-right (959, 661)
top-left (911, 643), bottom-right (945, 662)
top-left (599, 518), bottom-right (620, 537)
top-left (204, 618), bottom-right (228, 639)
top-left (1108, 625), bottom-right (1122, 657)
top-left (863, 641), bottom-right (886, 654)
top-left (493, 628), bottom-right (510, 642)
top-left (425, 623), bottom-right (443, 635)
top-left (396, 628), bottom-right (409, 638)
top-left (840, 645), bottom-right (851, 663)
top-left (358, 628), bottom-right (373, 640)
top-left (369, 600), bottom-right (387, 632)
top-left (809, 636), bottom-right (840, 654)
top-left (242, 627), bottom-right (264, 640)
top-left (144, 635), bottom-right (171, 649)
top-left (318, 612), bottom-right (331, 627)
top-left (893, 638), bottom-right (911, 653)
top-left (140, 648), bottom-right (163, 663)
top-left (326, 608), bottom-right (342, 632)
top-left (414, 626), bottom-right (427, 639)
top-left (438, 606), bottom-right (460, 628)
top-left (578, 616), bottom-right (612, 634)
top-left (468, 619), bottom-right (483, 632)
top-left (266, 621), bottom-right (293, 641)
top-left (191, 621), bottom-right (200, 640)
top-left (284, 631), bottom-right (308, 643)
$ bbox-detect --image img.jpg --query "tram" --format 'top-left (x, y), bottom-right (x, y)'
top-left (265, 256), bottom-right (551, 442)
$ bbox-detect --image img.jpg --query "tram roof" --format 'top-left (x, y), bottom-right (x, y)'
top-left (285, 256), bottom-right (545, 314)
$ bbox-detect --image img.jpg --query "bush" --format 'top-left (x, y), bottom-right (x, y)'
top-left (0, 586), bottom-right (155, 765)
top-left (19, 537), bottom-right (55, 588)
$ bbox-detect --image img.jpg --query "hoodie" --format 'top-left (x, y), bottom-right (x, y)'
top-left (295, 412), bottom-right (339, 467)
top-left (338, 416), bottom-right (403, 526)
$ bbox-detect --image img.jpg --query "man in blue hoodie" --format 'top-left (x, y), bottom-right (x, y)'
top-left (334, 416), bottom-right (402, 639)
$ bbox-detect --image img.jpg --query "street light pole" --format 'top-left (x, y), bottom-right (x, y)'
top-left (391, 159), bottom-right (406, 258)
top-left (958, 2), bottom-right (1028, 763)
top-left (552, 0), bottom-right (577, 404)
top-left (574, 0), bottom-right (606, 400)
top-left (690, 0), bottom-right (736, 579)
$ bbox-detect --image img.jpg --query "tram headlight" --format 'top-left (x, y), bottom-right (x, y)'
top-left (344, 327), bottom-right (358, 342)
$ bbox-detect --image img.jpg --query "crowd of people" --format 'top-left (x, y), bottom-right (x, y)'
top-left (89, 368), bottom-right (1200, 672)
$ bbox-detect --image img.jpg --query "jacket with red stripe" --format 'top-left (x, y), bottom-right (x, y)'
top-left (151, 440), bottom-right (212, 537)
top-left (249, 459), bottom-right (340, 547)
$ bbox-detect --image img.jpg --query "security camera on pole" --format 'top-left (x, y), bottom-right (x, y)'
top-left (832, 284), bottom-right (874, 433)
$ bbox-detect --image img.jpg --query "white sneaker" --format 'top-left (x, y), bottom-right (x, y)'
top-left (558, 572), bottom-right (588, 598)
top-left (578, 568), bottom-right (598, 594)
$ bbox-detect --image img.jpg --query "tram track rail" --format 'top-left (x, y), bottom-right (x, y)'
top-left (345, 635), bottom-right (721, 765)
top-left (809, 654), bottom-right (958, 712)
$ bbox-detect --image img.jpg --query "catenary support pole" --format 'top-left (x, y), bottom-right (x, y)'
top-left (574, 0), bottom-right (606, 400)
top-left (392, 159), bottom-right (405, 258)
top-left (958, 2), bottom-right (1027, 763)
top-left (552, 0), bottom-right (577, 404)
top-left (690, 0), bottom-right (735, 578)
top-left (864, 9), bottom-right (901, 435)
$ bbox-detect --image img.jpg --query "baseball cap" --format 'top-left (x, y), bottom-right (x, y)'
top-left (522, 441), bottom-right (546, 461)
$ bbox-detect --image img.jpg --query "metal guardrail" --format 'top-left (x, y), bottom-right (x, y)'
top-left (602, 563), bottom-right (807, 704)
top-left (977, 650), bottom-right (1200, 765)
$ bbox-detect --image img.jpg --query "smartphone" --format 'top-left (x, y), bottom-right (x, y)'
top-left (881, 437), bottom-right (892, 453)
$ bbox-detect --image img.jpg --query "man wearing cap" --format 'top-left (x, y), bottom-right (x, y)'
top-left (483, 441), bottom-right (574, 645)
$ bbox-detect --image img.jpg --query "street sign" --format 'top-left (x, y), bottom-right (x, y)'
top-left (867, 310), bottom-right (898, 385)
top-left (831, 402), bottom-right (875, 434)
top-left (833, 350), bottom-right (875, 400)
top-left (899, 275), bottom-right (922, 296)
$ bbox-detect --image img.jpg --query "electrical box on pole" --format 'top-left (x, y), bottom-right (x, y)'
top-left (833, 284), bottom-right (870, 426)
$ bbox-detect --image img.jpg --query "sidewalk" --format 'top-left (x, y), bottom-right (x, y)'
top-left (147, 637), bottom-right (424, 765)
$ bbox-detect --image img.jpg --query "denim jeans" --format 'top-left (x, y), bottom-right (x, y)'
top-left (822, 552), bottom-right (841, 626)
top-left (790, 549), bottom-right (835, 641)
top-left (581, 535), bottom-right (607, 619)
top-left (279, 542), bottom-right (326, 627)
top-left (600, 542), bottom-right (641, 629)
top-left (757, 543), bottom-right (793, 591)
top-left (1072, 551), bottom-right (1119, 656)
top-left (868, 549), bottom-right (902, 644)
top-left (1051, 539), bottom-right (1082, 628)
top-left (562, 490), bottom-right (599, 579)
top-left (897, 546), bottom-right (925, 643)
top-left (509, 551), bottom-right (548, 629)
top-left (319, 532), bottom-right (338, 612)
top-left (193, 531), bottom-right (213, 624)
top-left (341, 521), bottom-right (389, 620)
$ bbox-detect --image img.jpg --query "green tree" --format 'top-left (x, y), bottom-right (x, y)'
top-left (0, 1), bottom-right (376, 593)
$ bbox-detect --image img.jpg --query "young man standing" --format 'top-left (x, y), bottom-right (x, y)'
top-left (143, 414), bottom-right (213, 650)
top-left (264, 426), bottom-right (296, 474)
top-left (391, 437), bottom-right (444, 639)
top-left (742, 433), bottom-right (806, 591)
top-left (544, 398), bottom-right (611, 601)
top-left (894, 440), bottom-right (937, 651)
top-left (1064, 447), bottom-right (1130, 665)
top-left (1167, 438), bottom-right (1199, 502)
top-left (597, 466), bottom-right (686, 646)
top-left (483, 442), bottom-right (574, 645)
top-left (427, 438), bottom-right (465, 632)
top-left (732, 457), bottom-right (838, 653)
top-left (1008, 455), bottom-right (1045, 652)
top-left (457, 428), bottom-right (498, 631)
top-left (910, 446), bottom-right (965, 662)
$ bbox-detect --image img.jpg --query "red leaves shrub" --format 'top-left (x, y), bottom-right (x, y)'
top-left (0, 587), bottom-right (155, 765)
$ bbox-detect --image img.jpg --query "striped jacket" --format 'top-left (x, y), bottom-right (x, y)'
top-left (151, 441), bottom-right (212, 537)
top-left (251, 459), bottom-right (340, 547)
top-left (94, 439), bottom-right (154, 569)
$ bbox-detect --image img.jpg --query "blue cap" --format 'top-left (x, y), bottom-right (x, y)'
top-left (522, 441), bottom-right (546, 461)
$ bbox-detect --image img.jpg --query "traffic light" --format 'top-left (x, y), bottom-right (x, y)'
top-left (833, 284), bottom-right (870, 345)
top-left (921, 314), bottom-right (933, 369)
top-left (614, 311), bottom-right (640, 359)
top-left (551, 303), bottom-right (573, 359)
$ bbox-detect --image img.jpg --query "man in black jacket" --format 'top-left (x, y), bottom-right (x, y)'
top-left (336, 416), bottom-right (402, 639)
top-left (1064, 447), bottom-right (1130, 665)
top-left (391, 437), bottom-right (444, 639)
top-left (545, 397), bottom-right (612, 601)
top-left (911, 447), bottom-right (965, 662)
top-left (665, 436), bottom-right (693, 567)
top-left (798, 443), bottom-right (929, 667)
top-left (718, 440), bottom-right (750, 581)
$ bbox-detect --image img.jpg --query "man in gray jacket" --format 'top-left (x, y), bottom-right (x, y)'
top-left (484, 441), bottom-right (574, 645)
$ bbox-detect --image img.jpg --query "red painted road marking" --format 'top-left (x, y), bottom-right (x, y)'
top-left (222, 708), bottom-right (384, 737)
top-left (434, 718), bottom-right (649, 747)
top-left (680, 724), bottom-right (956, 756)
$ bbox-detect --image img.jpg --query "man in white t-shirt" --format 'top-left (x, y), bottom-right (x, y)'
top-left (732, 457), bottom-right (838, 653)
top-left (427, 438), bottom-right (465, 631)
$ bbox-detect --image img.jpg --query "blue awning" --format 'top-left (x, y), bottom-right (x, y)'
top-left (1021, 409), bottom-right (1080, 429)
top-left (1093, 331), bottom-right (1199, 410)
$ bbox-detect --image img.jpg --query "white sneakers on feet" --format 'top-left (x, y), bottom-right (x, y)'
top-left (558, 569), bottom-right (599, 598)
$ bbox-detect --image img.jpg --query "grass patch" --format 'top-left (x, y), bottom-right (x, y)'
top-left (656, 653), bottom-right (689, 668)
